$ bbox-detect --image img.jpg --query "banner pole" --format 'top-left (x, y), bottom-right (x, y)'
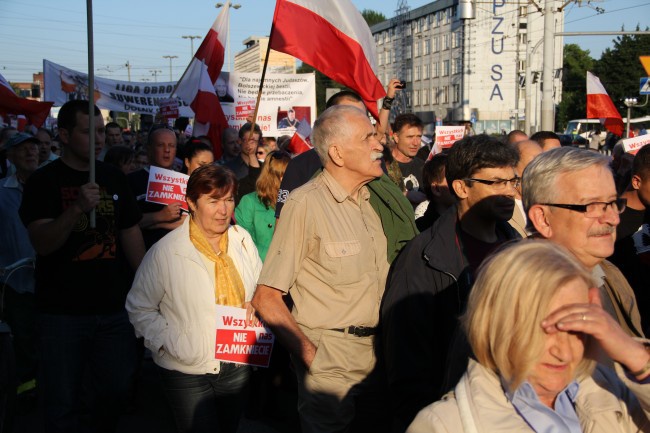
top-left (86, 0), bottom-right (96, 228)
top-left (250, 20), bottom-right (276, 132)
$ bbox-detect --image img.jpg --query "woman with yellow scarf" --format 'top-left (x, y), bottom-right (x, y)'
top-left (126, 164), bottom-right (262, 433)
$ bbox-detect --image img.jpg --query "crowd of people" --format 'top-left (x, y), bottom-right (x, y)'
top-left (0, 79), bottom-right (649, 433)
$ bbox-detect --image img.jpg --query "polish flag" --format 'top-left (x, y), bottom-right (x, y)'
top-left (586, 71), bottom-right (624, 137)
top-left (175, 5), bottom-right (230, 159)
top-left (270, 0), bottom-right (385, 119)
top-left (0, 72), bottom-right (53, 128)
top-left (287, 118), bottom-right (312, 155)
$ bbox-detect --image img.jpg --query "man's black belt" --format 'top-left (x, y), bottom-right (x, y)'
top-left (330, 326), bottom-right (377, 337)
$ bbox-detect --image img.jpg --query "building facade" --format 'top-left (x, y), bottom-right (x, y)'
top-left (371, 0), bottom-right (564, 134)
top-left (234, 36), bottom-right (297, 74)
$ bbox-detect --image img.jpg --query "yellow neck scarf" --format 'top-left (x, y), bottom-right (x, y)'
top-left (189, 217), bottom-right (245, 307)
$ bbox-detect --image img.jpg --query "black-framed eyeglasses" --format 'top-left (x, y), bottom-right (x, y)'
top-left (463, 176), bottom-right (521, 190)
top-left (541, 198), bottom-right (627, 218)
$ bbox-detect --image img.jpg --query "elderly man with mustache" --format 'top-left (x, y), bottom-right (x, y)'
top-left (523, 147), bottom-right (645, 340)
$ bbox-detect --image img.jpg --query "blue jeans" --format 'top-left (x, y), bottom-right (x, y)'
top-left (39, 311), bottom-right (136, 433)
top-left (157, 363), bottom-right (250, 433)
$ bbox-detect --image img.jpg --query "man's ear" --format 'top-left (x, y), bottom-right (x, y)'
top-left (451, 179), bottom-right (469, 199)
top-left (631, 174), bottom-right (642, 191)
top-left (58, 128), bottom-right (70, 145)
top-left (327, 144), bottom-right (344, 168)
top-left (528, 204), bottom-right (552, 238)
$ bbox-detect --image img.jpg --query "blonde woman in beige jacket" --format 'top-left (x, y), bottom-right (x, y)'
top-left (409, 241), bottom-right (649, 433)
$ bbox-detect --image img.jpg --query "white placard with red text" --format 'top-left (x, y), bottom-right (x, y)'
top-left (622, 134), bottom-right (650, 155)
top-left (215, 305), bottom-right (275, 368)
top-left (435, 125), bottom-right (465, 150)
top-left (146, 166), bottom-right (189, 211)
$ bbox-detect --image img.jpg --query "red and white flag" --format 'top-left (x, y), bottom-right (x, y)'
top-left (270, 0), bottom-right (386, 119)
top-left (0, 72), bottom-right (53, 128)
top-left (175, 5), bottom-right (230, 159)
top-left (287, 118), bottom-right (312, 155)
top-left (586, 71), bottom-right (624, 137)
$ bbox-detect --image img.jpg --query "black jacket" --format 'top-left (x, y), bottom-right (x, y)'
top-left (379, 205), bottom-right (520, 432)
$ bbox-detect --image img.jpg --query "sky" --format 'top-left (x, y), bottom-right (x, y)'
top-left (1, 0), bottom-right (648, 84)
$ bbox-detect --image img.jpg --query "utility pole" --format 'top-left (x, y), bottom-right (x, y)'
top-left (150, 69), bottom-right (161, 82)
top-left (540, 0), bottom-right (555, 132)
top-left (162, 55), bottom-right (177, 81)
top-left (182, 35), bottom-right (202, 58)
top-left (125, 61), bottom-right (132, 81)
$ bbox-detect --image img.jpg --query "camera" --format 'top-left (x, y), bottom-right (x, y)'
top-left (396, 80), bottom-right (406, 89)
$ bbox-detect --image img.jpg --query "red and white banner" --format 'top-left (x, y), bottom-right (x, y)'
top-left (0, 72), bottom-right (53, 128)
top-left (586, 71), bottom-right (624, 137)
top-left (270, 0), bottom-right (385, 119)
top-left (175, 5), bottom-right (230, 158)
top-left (428, 125), bottom-right (465, 158)
top-left (622, 134), bottom-right (650, 155)
top-left (215, 305), bottom-right (275, 368)
top-left (146, 166), bottom-right (189, 212)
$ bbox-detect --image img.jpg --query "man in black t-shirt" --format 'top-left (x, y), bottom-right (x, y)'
top-left (19, 100), bottom-right (145, 432)
top-left (390, 113), bottom-right (427, 206)
top-left (609, 145), bottom-right (650, 335)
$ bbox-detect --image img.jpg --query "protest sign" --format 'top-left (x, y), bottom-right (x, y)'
top-left (146, 166), bottom-right (189, 211)
top-left (159, 98), bottom-right (179, 120)
top-left (215, 305), bottom-right (275, 368)
top-left (622, 134), bottom-right (650, 155)
top-left (428, 125), bottom-right (465, 158)
top-left (44, 60), bottom-right (316, 135)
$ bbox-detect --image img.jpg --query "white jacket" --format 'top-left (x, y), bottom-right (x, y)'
top-left (126, 217), bottom-right (262, 375)
top-left (408, 359), bottom-right (650, 433)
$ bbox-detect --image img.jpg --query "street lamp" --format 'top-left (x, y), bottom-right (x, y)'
top-left (162, 55), bottom-right (178, 81)
top-left (181, 35), bottom-right (202, 58)
top-left (150, 70), bottom-right (162, 82)
top-left (216, 2), bottom-right (241, 72)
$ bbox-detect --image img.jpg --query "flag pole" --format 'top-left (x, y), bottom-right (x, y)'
top-left (250, 19), bottom-right (276, 132)
top-left (86, 0), bottom-right (96, 228)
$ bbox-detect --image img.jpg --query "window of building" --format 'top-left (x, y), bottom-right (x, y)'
top-left (406, 23), bottom-right (412, 37)
top-left (445, 8), bottom-right (452, 24)
top-left (406, 91), bottom-right (412, 107)
top-left (518, 33), bottom-right (527, 46)
top-left (378, 53), bottom-right (383, 66)
top-left (406, 69), bottom-right (412, 82)
top-left (414, 90), bottom-right (420, 106)
top-left (415, 65), bottom-right (421, 81)
top-left (442, 86), bottom-right (449, 103)
top-left (518, 59), bottom-right (526, 73)
top-left (428, 14), bottom-right (435, 27)
top-left (375, 34), bottom-right (380, 44)
top-left (433, 87), bottom-right (439, 104)
top-left (452, 31), bottom-right (461, 49)
top-left (433, 36), bottom-right (440, 52)
top-left (412, 21), bottom-right (418, 33)
top-left (437, 11), bottom-right (443, 25)
top-left (443, 60), bottom-right (450, 76)
top-left (424, 38), bottom-right (431, 55)
top-left (451, 6), bottom-right (458, 20)
top-left (406, 45), bottom-right (412, 60)
top-left (420, 17), bottom-right (426, 32)
top-left (424, 63), bottom-right (430, 79)
top-left (453, 84), bottom-right (460, 103)
top-left (453, 57), bottom-right (461, 74)
top-left (415, 39), bottom-right (420, 57)
top-left (423, 88), bottom-right (429, 105)
top-left (433, 62), bottom-right (439, 78)
top-left (518, 5), bottom-right (527, 16)
top-left (443, 34), bottom-right (450, 50)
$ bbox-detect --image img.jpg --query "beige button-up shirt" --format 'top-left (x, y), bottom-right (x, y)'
top-left (258, 169), bottom-right (389, 329)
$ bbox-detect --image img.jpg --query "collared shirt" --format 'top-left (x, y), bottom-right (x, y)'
top-left (0, 175), bottom-right (35, 294)
top-left (592, 264), bottom-right (619, 325)
top-left (258, 169), bottom-right (389, 329)
top-left (504, 379), bottom-right (582, 433)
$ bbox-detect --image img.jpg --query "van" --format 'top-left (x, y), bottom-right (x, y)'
top-left (564, 116), bottom-right (650, 138)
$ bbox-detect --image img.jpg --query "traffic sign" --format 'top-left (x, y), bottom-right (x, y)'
top-left (640, 56), bottom-right (650, 76)
top-left (641, 77), bottom-right (650, 95)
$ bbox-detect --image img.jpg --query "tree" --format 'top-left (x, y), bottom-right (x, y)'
top-left (556, 44), bottom-right (595, 130)
top-left (594, 26), bottom-right (650, 118)
top-left (361, 9), bottom-right (387, 27)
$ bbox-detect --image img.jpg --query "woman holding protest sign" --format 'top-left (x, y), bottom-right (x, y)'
top-left (126, 164), bottom-right (263, 433)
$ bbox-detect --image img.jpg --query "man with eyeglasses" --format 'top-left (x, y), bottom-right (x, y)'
top-left (523, 146), bottom-right (644, 339)
top-left (127, 125), bottom-right (185, 249)
top-left (380, 134), bottom-right (521, 432)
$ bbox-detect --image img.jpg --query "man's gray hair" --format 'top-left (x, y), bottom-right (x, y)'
top-left (522, 147), bottom-right (610, 230)
top-left (312, 105), bottom-right (366, 165)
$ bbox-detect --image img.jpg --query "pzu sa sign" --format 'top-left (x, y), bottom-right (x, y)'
top-left (640, 77), bottom-right (650, 95)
